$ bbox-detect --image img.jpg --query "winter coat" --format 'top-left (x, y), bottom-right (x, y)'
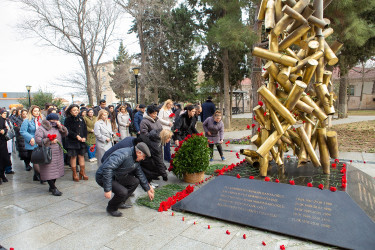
top-left (140, 115), bottom-right (164, 135)
top-left (35, 120), bottom-right (68, 180)
top-left (117, 112), bottom-right (130, 139)
top-left (83, 116), bottom-right (97, 146)
top-left (20, 118), bottom-right (41, 150)
top-left (173, 112), bottom-right (198, 141)
top-left (0, 117), bottom-right (11, 170)
top-left (94, 119), bottom-right (113, 165)
top-left (139, 130), bottom-right (167, 180)
top-left (202, 116), bottom-right (224, 144)
top-left (158, 109), bottom-right (173, 130)
top-left (101, 136), bottom-right (136, 163)
top-left (96, 147), bottom-right (150, 192)
top-left (201, 100), bottom-right (216, 122)
top-left (134, 111), bottom-right (144, 133)
top-left (13, 116), bottom-right (28, 159)
top-left (64, 115), bottom-right (87, 150)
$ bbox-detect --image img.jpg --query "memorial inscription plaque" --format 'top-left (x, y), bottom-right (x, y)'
top-left (173, 175), bottom-right (375, 249)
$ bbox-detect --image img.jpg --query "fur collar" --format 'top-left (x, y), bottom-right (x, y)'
top-left (41, 120), bottom-right (52, 131)
top-left (144, 114), bottom-right (157, 123)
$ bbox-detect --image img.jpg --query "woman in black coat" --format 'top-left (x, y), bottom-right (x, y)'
top-left (64, 104), bottom-right (88, 182)
top-left (173, 105), bottom-right (198, 145)
top-left (13, 109), bottom-right (31, 171)
top-left (139, 129), bottom-right (172, 184)
top-left (0, 109), bottom-right (11, 184)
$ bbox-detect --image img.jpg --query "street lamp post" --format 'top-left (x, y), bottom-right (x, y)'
top-left (26, 85), bottom-right (32, 107)
top-left (72, 94), bottom-right (74, 104)
top-left (132, 67), bottom-right (140, 104)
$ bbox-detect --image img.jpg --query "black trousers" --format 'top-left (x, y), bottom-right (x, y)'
top-left (98, 175), bottom-right (140, 211)
top-left (209, 143), bottom-right (223, 158)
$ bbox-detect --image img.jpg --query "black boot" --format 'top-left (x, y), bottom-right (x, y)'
top-left (33, 173), bottom-right (40, 181)
top-left (25, 163), bottom-right (32, 171)
top-left (51, 188), bottom-right (62, 196)
top-left (0, 173), bottom-right (8, 183)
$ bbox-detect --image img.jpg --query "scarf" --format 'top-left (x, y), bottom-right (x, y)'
top-left (34, 117), bottom-right (41, 128)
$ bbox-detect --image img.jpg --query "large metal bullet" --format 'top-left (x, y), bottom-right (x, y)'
top-left (273, 0), bottom-right (310, 35)
top-left (265, 0), bottom-right (276, 32)
top-left (279, 23), bottom-right (310, 50)
top-left (297, 126), bottom-right (321, 167)
top-left (291, 50), bottom-right (324, 72)
top-left (259, 128), bottom-right (270, 177)
top-left (317, 128), bottom-right (330, 174)
top-left (258, 0), bottom-right (269, 21)
top-left (323, 71), bottom-right (332, 86)
top-left (301, 94), bottom-right (328, 122)
top-left (302, 59), bottom-right (319, 85)
top-left (326, 131), bottom-right (339, 159)
top-left (284, 80), bottom-right (307, 111)
top-left (324, 41), bottom-right (339, 65)
top-left (257, 123), bottom-right (290, 158)
top-left (258, 85), bottom-right (297, 125)
top-left (287, 4), bottom-right (315, 33)
top-left (269, 31), bottom-right (279, 52)
top-left (275, 0), bottom-right (283, 22)
top-left (330, 40), bottom-right (344, 53)
top-left (252, 47), bottom-right (298, 67)
top-left (254, 105), bottom-right (266, 127)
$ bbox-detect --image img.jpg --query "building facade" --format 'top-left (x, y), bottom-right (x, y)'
top-left (333, 67), bottom-right (375, 110)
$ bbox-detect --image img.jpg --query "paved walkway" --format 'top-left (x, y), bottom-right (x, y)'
top-left (224, 115), bottom-right (375, 139)
top-left (0, 144), bottom-right (374, 249)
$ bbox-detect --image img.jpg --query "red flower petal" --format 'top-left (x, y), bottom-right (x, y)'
top-left (208, 225), bottom-right (211, 229)
top-left (264, 176), bottom-right (270, 182)
top-left (318, 184), bottom-right (324, 190)
top-left (243, 234), bottom-right (246, 239)
top-left (226, 230), bottom-right (230, 235)
top-left (257, 127), bottom-right (261, 132)
top-left (262, 241), bottom-right (266, 246)
top-left (307, 183), bottom-right (313, 187)
top-left (331, 163), bottom-right (337, 168)
top-left (275, 179), bottom-right (280, 183)
top-left (249, 176), bottom-right (254, 179)
top-left (343, 163), bottom-right (346, 167)
top-left (330, 187), bottom-right (337, 192)
top-left (194, 221), bottom-right (196, 225)
top-left (289, 180), bottom-right (295, 185)
top-left (258, 101), bottom-right (263, 106)
top-left (237, 174), bottom-right (241, 179)
top-left (280, 245), bottom-right (286, 250)
top-left (247, 124), bottom-right (250, 129)
top-left (335, 159), bottom-right (339, 163)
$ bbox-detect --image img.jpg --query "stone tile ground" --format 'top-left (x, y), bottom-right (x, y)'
top-left (0, 145), bottom-right (374, 249)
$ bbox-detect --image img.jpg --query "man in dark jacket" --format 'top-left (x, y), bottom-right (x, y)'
top-left (101, 136), bottom-right (139, 163)
top-left (96, 143), bottom-right (154, 217)
top-left (93, 99), bottom-right (110, 116)
top-left (134, 104), bottom-right (146, 135)
top-left (201, 96), bottom-right (216, 122)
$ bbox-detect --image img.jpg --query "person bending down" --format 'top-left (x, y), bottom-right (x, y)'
top-left (96, 142), bottom-right (154, 217)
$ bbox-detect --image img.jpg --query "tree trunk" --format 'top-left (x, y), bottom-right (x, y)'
top-left (223, 49), bottom-right (231, 130)
top-left (92, 69), bottom-right (101, 105)
top-left (359, 62), bottom-right (365, 109)
top-left (338, 71), bottom-right (348, 118)
top-left (82, 55), bottom-right (94, 105)
top-left (251, 17), bottom-right (263, 135)
top-left (138, 21), bottom-right (147, 104)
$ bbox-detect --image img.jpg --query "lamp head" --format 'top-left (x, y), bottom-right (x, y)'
top-left (132, 67), bottom-right (140, 76)
top-left (26, 85), bottom-right (32, 91)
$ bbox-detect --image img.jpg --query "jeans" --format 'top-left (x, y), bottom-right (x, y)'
top-left (87, 145), bottom-right (96, 159)
top-left (164, 141), bottom-right (171, 161)
top-left (98, 175), bottom-right (140, 211)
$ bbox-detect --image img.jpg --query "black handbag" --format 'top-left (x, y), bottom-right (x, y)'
top-left (5, 128), bottom-right (15, 141)
top-left (31, 142), bottom-right (52, 164)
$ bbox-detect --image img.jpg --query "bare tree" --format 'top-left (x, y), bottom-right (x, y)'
top-left (115, 0), bottom-right (174, 104)
top-left (17, 0), bottom-right (120, 105)
top-left (352, 58), bottom-right (375, 109)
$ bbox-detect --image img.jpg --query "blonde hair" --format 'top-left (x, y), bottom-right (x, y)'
top-left (161, 99), bottom-right (173, 110)
top-left (160, 129), bottom-right (173, 146)
top-left (213, 110), bottom-right (222, 117)
top-left (27, 105), bottom-right (43, 120)
top-left (119, 105), bottom-right (127, 113)
top-left (97, 109), bottom-right (108, 120)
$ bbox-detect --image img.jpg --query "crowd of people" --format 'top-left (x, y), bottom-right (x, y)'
top-left (0, 96), bottom-right (225, 217)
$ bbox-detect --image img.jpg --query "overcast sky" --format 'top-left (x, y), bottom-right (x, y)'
top-left (0, 1), bottom-right (140, 102)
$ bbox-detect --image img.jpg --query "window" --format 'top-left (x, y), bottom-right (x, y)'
top-left (349, 85), bottom-right (355, 96)
top-left (103, 95), bottom-right (107, 100)
top-left (102, 67), bottom-right (105, 72)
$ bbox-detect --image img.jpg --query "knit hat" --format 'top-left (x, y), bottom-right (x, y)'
top-left (135, 142), bottom-right (151, 157)
top-left (0, 109), bottom-right (6, 114)
top-left (46, 113), bottom-right (59, 121)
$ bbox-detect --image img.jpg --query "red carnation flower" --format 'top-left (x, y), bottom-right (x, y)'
top-left (257, 127), bottom-right (261, 132)
top-left (331, 163), bottom-right (337, 168)
top-left (350, 160), bottom-right (353, 162)
top-left (264, 111), bottom-right (267, 116)
top-left (289, 180), bottom-right (295, 185)
top-left (253, 116), bottom-right (256, 121)
top-left (307, 183), bottom-right (313, 187)
top-left (194, 221), bottom-right (196, 225)
top-left (275, 179), bottom-right (280, 183)
top-left (318, 184), bottom-right (324, 190)
top-left (265, 176), bottom-right (270, 182)
top-left (335, 159), bottom-right (339, 163)
top-left (236, 174), bottom-right (241, 179)
top-left (280, 245), bottom-right (286, 250)
top-left (343, 163), bottom-right (346, 167)
top-left (249, 176), bottom-right (254, 179)
top-left (364, 161), bottom-right (366, 164)
top-left (258, 101), bottom-right (263, 106)
top-left (262, 241), bottom-right (266, 246)
top-left (341, 183), bottom-right (347, 188)
top-left (226, 230), bottom-right (230, 235)
top-left (172, 212), bottom-right (174, 216)
top-left (251, 123), bottom-right (256, 128)
top-left (116, 132), bottom-right (121, 137)
top-left (243, 234), bottom-right (246, 239)
top-left (247, 124), bottom-right (250, 129)
top-left (208, 225), bottom-right (211, 229)
top-left (340, 168), bottom-right (346, 174)
top-left (330, 186), bottom-right (337, 192)
top-left (169, 113), bottom-right (176, 118)
top-left (287, 155), bottom-right (290, 159)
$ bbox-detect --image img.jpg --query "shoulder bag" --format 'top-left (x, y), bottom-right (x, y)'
top-left (31, 142), bottom-right (52, 164)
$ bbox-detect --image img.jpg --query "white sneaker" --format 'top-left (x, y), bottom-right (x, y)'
top-left (150, 182), bottom-right (159, 188)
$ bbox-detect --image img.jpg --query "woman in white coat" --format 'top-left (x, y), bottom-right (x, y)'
top-left (117, 105), bottom-right (130, 140)
top-left (94, 109), bottom-right (113, 166)
top-left (157, 99), bottom-right (174, 162)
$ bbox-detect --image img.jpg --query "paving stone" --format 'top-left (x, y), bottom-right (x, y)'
top-left (0, 204), bottom-right (28, 223)
top-left (162, 235), bottom-right (220, 250)
top-left (69, 187), bottom-right (107, 205)
top-left (105, 212), bottom-right (192, 250)
top-left (1, 222), bottom-right (72, 250)
top-left (42, 216), bottom-right (139, 249)
top-left (0, 199), bottom-right (85, 241)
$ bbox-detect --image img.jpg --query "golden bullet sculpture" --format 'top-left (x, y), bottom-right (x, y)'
top-left (240, 0), bottom-right (342, 176)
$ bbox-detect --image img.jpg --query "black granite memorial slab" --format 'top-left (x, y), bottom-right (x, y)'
top-left (172, 175), bottom-right (375, 249)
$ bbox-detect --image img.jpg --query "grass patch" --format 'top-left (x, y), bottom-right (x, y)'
top-left (136, 184), bottom-right (185, 210)
top-left (206, 163), bottom-right (227, 175)
top-left (347, 110), bottom-right (375, 116)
